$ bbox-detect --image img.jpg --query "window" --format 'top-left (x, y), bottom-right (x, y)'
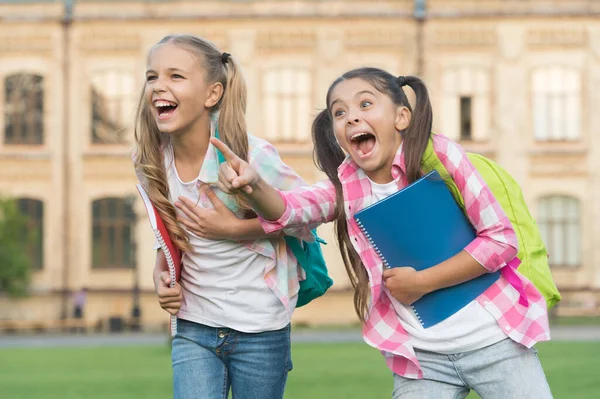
top-left (90, 70), bottom-right (136, 144)
top-left (16, 198), bottom-right (44, 270)
top-left (459, 96), bottom-right (472, 141)
top-left (263, 68), bottom-right (312, 142)
top-left (91, 198), bottom-right (136, 268)
top-left (441, 67), bottom-right (490, 141)
top-left (532, 67), bottom-right (581, 141)
top-left (537, 196), bottom-right (580, 268)
top-left (4, 74), bottom-right (44, 145)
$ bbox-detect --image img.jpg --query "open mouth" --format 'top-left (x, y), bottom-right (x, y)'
top-left (350, 132), bottom-right (377, 159)
top-left (154, 100), bottom-right (178, 120)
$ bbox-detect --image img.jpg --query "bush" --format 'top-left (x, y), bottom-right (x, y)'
top-left (0, 197), bottom-right (33, 297)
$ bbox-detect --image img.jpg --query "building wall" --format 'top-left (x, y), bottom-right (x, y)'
top-left (0, 0), bottom-right (598, 330)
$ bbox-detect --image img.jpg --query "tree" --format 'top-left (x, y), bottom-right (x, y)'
top-left (0, 197), bottom-right (32, 297)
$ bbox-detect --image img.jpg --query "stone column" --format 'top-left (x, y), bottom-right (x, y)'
top-left (587, 26), bottom-right (600, 294)
top-left (494, 25), bottom-right (529, 188)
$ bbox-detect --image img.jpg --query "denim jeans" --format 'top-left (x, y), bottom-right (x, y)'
top-left (172, 319), bottom-right (293, 399)
top-left (393, 338), bottom-right (553, 399)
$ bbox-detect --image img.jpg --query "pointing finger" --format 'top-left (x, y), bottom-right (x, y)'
top-left (210, 137), bottom-right (241, 168)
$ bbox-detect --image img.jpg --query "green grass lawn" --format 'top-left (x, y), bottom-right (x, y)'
top-left (1, 341), bottom-right (598, 398)
top-left (550, 316), bottom-right (600, 326)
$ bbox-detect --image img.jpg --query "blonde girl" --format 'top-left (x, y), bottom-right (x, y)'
top-left (133, 34), bottom-right (311, 399)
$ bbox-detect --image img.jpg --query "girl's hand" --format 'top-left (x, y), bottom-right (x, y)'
top-left (382, 267), bottom-right (430, 305)
top-left (210, 137), bottom-right (261, 195)
top-left (175, 185), bottom-right (239, 240)
top-left (154, 271), bottom-right (182, 316)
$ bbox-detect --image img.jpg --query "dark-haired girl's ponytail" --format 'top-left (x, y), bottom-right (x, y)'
top-left (400, 76), bottom-right (433, 184)
top-left (312, 110), bottom-right (345, 183)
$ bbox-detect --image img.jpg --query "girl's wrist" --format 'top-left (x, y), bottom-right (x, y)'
top-left (249, 176), bottom-right (267, 194)
top-left (227, 218), bottom-right (245, 240)
top-left (417, 269), bottom-right (437, 295)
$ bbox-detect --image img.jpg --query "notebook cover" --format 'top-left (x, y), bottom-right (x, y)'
top-left (354, 170), bottom-right (499, 328)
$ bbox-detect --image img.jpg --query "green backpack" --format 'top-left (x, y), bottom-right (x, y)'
top-left (421, 136), bottom-right (561, 309)
top-left (213, 130), bottom-right (333, 307)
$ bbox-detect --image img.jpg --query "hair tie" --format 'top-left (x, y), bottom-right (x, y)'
top-left (397, 76), bottom-right (407, 87)
top-left (221, 52), bottom-right (231, 64)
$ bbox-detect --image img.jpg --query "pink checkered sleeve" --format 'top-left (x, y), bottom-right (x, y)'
top-left (259, 179), bottom-right (338, 237)
top-left (250, 140), bottom-right (315, 241)
top-left (433, 135), bottom-right (518, 272)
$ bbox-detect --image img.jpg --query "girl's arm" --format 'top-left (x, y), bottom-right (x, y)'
top-left (173, 137), bottom-right (315, 241)
top-left (212, 137), bottom-right (337, 234)
top-left (384, 135), bottom-right (518, 305)
top-left (438, 136), bottom-right (518, 272)
top-left (248, 139), bottom-right (321, 240)
top-left (212, 137), bottom-right (285, 219)
top-left (384, 249), bottom-right (490, 305)
top-left (153, 249), bottom-right (182, 315)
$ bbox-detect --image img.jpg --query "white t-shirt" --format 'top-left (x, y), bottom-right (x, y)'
top-left (164, 145), bottom-right (289, 333)
top-left (368, 177), bottom-right (507, 354)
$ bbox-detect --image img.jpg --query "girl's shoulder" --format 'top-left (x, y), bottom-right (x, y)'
top-left (431, 133), bottom-right (467, 161)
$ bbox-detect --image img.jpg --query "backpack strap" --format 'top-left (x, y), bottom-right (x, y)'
top-left (214, 126), bottom-right (227, 164)
top-left (421, 134), bottom-right (465, 210)
top-left (285, 236), bottom-right (308, 263)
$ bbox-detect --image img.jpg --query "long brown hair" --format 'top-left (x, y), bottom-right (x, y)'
top-left (133, 34), bottom-right (249, 252)
top-left (313, 67), bottom-right (433, 321)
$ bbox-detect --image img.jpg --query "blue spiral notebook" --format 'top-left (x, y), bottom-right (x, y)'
top-left (354, 170), bottom-right (500, 328)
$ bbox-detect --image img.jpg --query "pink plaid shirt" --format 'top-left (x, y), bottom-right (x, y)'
top-left (261, 134), bottom-right (550, 378)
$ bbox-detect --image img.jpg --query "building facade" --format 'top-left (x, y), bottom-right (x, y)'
top-left (0, 0), bottom-right (599, 331)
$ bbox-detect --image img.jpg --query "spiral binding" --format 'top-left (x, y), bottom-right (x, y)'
top-left (412, 306), bottom-right (423, 325)
top-left (156, 232), bottom-right (178, 337)
top-left (355, 218), bottom-right (425, 327)
top-left (355, 219), bottom-right (390, 269)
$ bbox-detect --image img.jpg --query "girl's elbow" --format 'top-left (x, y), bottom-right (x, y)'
top-left (498, 239), bottom-right (518, 264)
top-left (506, 243), bottom-right (518, 261)
top-left (493, 225), bottom-right (519, 262)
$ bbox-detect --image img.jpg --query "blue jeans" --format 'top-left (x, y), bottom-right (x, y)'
top-left (393, 338), bottom-right (553, 399)
top-left (172, 319), bottom-right (293, 399)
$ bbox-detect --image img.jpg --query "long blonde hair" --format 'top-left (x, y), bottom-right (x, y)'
top-left (133, 34), bottom-right (249, 252)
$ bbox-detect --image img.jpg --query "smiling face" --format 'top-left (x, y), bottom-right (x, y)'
top-left (328, 78), bottom-right (411, 183)
top-left (144, 42), bottom-right (221, 137)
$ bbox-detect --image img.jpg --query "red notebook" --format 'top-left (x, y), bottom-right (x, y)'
top-left (136, 184), bottom-right (182, 336)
